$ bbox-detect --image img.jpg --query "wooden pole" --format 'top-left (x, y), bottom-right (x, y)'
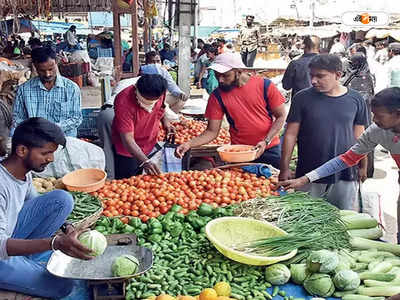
top-left (131, 0), bottom-right (140, 76)
top-left (143, 0), bottom-right (150, 52)
top-left (112, 0), bottom-right (122, 81)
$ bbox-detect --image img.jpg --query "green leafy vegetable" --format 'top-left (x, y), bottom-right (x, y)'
top-left (333, 270), bottom-right (361, 291)
top-left (306, 250), bottom-right (339, 274)
top-left (111, 254), bottom-right (139, 277)
top-left (303, 273), bottom-right (335, 297)
top-left (264, 263), bottom-right (291, 285)
top-left (78, 230), bottom-right (107, 256)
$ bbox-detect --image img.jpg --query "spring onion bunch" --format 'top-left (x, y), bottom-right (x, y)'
top-left (234, 192), bottom-right (351, 256)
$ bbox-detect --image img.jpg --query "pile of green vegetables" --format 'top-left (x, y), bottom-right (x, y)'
top-left (67, 192), bottom-right (102, 223)
top-left (234, 192), bottom-right (351, 256)
top-left (94, 204), bottom-right (309, 300)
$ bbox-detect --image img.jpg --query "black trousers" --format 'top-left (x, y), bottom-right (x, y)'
top-left (114, 152), bottom-right (143, 179)
top-left (241, 49), bottom-right (257, 67)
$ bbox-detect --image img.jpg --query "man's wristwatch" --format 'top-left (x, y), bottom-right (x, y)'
top-left (265, 137), bottom-right (272, 146)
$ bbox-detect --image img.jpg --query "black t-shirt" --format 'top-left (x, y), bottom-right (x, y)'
top-left (287, 87), bottom-right (368, 184)
top-left (282, 53), bottom-right (318, 99)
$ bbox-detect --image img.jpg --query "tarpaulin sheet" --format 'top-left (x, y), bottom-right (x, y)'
top-left (266, 283), bottom-right (339, 300)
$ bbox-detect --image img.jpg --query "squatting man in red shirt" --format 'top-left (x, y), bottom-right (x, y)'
top-left (175, 52), bottom-right (287, 168)
top-left (112, 74), bottom-right (175, 179)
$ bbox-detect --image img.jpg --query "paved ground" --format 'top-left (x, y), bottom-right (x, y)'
top-left (363, 146), bottom-right (399, 243)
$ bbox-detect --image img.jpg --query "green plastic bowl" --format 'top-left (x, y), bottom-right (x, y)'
top-left (205, 216), bottom-right (297, 266)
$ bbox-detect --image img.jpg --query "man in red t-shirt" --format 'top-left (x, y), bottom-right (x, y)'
top-left (176, 53), bottom-right (287, 168)
top-left (112, 74), bottom-right (174, 178)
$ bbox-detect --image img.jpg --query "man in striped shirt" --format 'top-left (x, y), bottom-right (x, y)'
top-left (12, 47), bottom-right (82, 137)
top-left (280, 87), bottom-right (400, 241)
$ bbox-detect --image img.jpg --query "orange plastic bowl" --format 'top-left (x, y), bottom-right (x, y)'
top-left (62, 168), bottom-right (107, 193)
top-left (217, 144), bottom-right (258, 163)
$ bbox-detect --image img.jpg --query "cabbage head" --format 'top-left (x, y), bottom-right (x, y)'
top-left (303, 273), bottom-right (335, 297)
top-left (78, 230), bottom-right (107, 256)
top-left (333, 270), bottom-right (360, 291)
top-left (290, 264), bottom-right (309, 285)
top-left (306, 250), bottom-right (339, 274)
top-left (265, 264), bottom-right (291, 285)
top-left (112, 254), bottom-right (139, 277)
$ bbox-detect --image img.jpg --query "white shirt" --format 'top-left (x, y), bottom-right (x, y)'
top-left (330, 42), bottom-right (346, 54)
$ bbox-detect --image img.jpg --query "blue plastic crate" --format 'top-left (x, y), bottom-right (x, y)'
top-left (78, 108), bottom-right (101, 138)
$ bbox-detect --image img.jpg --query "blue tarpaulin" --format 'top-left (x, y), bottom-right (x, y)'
top-left (31, 20), bottom-right (93, 35)
top-left (88, 12), bottom-right (132, 27)
top-left (267, 283), bottom-right (339, 300)
top-left (0, 18), bottom-right (38, 35)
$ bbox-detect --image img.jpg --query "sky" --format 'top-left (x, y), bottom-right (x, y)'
top-left (199, 0), bottom-right (400, 26)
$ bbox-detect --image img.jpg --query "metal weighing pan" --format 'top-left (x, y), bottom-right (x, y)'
top-left (47, 244), bottom-right (153, 281)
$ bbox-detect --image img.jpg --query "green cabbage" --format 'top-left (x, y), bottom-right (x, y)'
top-left (307, 250), bottom-right (339, 273)
top-left (78, 230), bottom-right (107, 256)
top-left (265, 263), bottom-right (291, 285)
top-left (303, 273), bottom-right (335, 297)
top-left (112, 254), bottom-right (139, 277)
top-left (290, 264), bottom-right (309, 285)
top-left (333, 270), bottom-right (361, 291)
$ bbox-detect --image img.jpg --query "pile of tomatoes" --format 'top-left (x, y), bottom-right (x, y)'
top-left (158, 119), bottom-right (230, 145)
top-left (93, 168), bottom-right (276, 222)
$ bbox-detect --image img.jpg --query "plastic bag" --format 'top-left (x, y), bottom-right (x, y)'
top-left (33, 137), bottom-right (105, 178)
top-left (359, 184), bottom-right (384, 225)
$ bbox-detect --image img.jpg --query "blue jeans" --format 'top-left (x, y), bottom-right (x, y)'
top-left (0, 190), bottom-right (74, 299)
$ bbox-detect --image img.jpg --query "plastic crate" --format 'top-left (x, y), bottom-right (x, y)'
top-left (78, 108), bottom-right (101, 138)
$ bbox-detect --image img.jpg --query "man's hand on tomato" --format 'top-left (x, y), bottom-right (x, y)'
top-left (278, 175), bottom-right (310, 190)
top-left (143, 161), bottom-right (161, 175)
top-left (175, 142), bottom-right (191, 158)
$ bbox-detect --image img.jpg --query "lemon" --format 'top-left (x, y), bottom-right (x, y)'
top-left (213, 282), bottom-right (231, 297)
top-left (199, 288), bottom-right (218, 300)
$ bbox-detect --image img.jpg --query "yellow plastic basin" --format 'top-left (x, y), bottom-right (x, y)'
top-left (205, 217), bottom-right (297, 266)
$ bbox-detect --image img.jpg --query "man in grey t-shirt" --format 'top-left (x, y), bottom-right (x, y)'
top-left (0, 118), bottom-right (92, 298)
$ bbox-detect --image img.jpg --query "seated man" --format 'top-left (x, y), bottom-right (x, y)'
top-left (0, 117), bottom-right (92, 298)
top-left (13, 47), bottom-right (82, 137)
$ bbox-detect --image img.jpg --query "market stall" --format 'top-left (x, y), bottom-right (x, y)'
top-left (23, 156), bottom-right (399, 300)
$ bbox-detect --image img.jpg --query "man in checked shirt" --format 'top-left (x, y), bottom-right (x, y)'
top-left (12, 47), bottom-right (82, 137)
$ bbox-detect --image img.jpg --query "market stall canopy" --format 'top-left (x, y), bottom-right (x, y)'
top-left (272, 25), bottom-right (340, 39)
top-left (365, 28), bottom-right (400, 41)
top-left (190, 26), bottom-right (221, 39)
top-left (0, 18), bottom-right (38, 35)
top-left (31, 20), bottom-right (98, 36)
top-left (0, 0), bottom-right (113, 17)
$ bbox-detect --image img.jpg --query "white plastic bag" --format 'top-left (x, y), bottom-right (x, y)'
top-left (359, 184), bottom-right (384, 225)
top-left (33, 137), bottom-right (105, 178)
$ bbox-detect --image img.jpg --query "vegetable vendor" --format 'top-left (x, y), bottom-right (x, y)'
top-left (97, 52), bottom-right (186, 179)
top-left (175, 52), bottom-right (287, 169)
top-left (111, 74), bottom-right (174, 178)
top-left (279, 87), bottom-right (400, 242)
top-left (0, 118), bottom-right (92, 298)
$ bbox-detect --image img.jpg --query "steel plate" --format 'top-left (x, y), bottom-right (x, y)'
top-left (47, 245), bottom-right (153, 281)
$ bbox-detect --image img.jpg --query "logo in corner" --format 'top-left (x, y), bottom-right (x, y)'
top-left (342, 11), bottom-right (389, 26)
